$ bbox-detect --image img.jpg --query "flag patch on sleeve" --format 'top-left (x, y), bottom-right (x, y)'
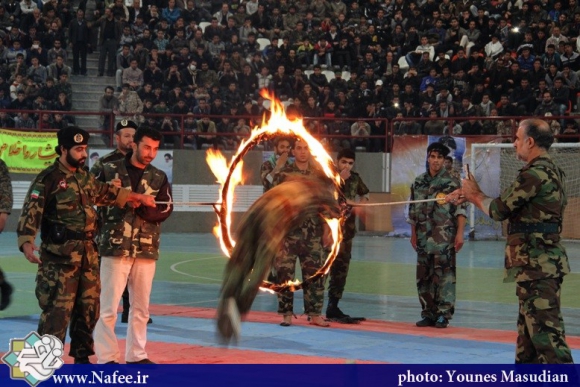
top-left (30, 190), bottom-right (40, 199)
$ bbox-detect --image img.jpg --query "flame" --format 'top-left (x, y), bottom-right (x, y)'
top-left (206, 148), bottom-right (243, 256)
top-left (206, 91), bottom-right (344, 292)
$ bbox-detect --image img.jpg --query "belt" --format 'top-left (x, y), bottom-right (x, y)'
top-left (507, 222), bottom-right (560, 234)
top-left (65, 229), bottom-right (95, 240)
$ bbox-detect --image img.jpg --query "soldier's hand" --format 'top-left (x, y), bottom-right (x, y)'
top-left (339, 168), bottom-right (351, 181)
top-left (274, 152), bottom-right (288, 171)
top-left (138, 194), bottom-right (157, 207)
top-left (454, 233), bottom-right (464, 252)
top-left (22, 242), bottom-right (41, 264)
top-left (445, 189), bottom-right (465, 204)
top-left (109, 176), bottom-right (122, 188)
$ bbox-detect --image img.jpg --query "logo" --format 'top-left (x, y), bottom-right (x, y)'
top-left (73, 133), bottom-right (84, 143)
top-left (121, 119), bottom-right (128, 126)
top-left (58, 179), bottom-right (68, 190)
top-left (2, 332), bottom-right (64, 386)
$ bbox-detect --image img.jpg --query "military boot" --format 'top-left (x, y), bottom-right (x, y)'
top-left (326, 297), bottom-right (350, 319)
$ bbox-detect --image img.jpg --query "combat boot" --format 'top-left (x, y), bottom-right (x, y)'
top-left (0, 281), bottom-right (13, 311)
top-left (326, 297), bottom-right (350, 319)
top-left (416, 317), bottom-right (435, 327)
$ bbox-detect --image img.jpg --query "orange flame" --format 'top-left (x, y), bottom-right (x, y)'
top-left (206, 92), bottom-right (343, 291)
top-left (206, 148), bottom-right (243, 256)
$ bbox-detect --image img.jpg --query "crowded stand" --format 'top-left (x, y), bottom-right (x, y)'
top-left (0, 0), bottom-right (579, 151)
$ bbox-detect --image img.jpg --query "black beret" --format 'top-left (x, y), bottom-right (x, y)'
top-left (56, 126), bottom-right (89, 154)
top-left (116, 119), bottom-right (138, 131)
top-left (427, 142), bottom-right (450, 157)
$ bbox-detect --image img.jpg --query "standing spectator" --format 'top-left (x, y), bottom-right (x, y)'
top-left (68, 8), bottom-right (89, 76)
top-left (409, 142), bottom-right (466, 329)
top-left (16, 127), bottom-right (156, 364)
top-left (96, 8), bottom-right (122, 77)
top-left (98, 86), bottom-right (120, 143)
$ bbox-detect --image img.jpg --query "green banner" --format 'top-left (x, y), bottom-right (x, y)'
top-left (0, 129), bottom-right (58, 173)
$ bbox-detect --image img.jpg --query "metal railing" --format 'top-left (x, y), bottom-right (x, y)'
top-left (1, 109), bottom-right (579, 149)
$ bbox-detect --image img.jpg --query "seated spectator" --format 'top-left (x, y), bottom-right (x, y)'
top-left (534, 90), bottom-right (560, 116)
top-left (46, 39), bottom-right (66, 64)
top-left (3, 40), bottom-right (26, 66)
top-left (560, 120), bottom-right (580, 143)
top-left (196, 115), bottom-right (218, 149)
top-left (423, 110), bottom-right (446, 135)
top-left (49, 112), bottom-right (69, 129)
top-left (350, 118), bottom-right (371, 150)
top-left (47, 55), bottom-right (71, 79)
top-left (27, 56), bottom-right (47, 84)
top-left (0, 111), bottom-right (15, 127)
top-left (122, 58), bottom-right (144, 90)
top-left (15, 111), bottom-right (35, 129)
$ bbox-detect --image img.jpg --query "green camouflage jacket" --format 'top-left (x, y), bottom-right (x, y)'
top-left (273, 161), bottom-right (329, 239)
top-left (96, 156), bottom-right (173, 259)
top-left (260, 154), bottom-right (291, 193)
top-left (90, 149), bottom-right (125, 180)
top-left (0, 159), bottom-right (13, 214)
top-left (17, 160), bottom-right (129, 265)
top-left (341, 171), bottom-right (369, 241)
top-left (408, 168), bottom-right (466, 255)
top-left (488, 154), bottom-right (570, 283)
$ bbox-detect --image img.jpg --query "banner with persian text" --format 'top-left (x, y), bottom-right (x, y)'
top-left (0, 129), bottom-right (58, 173)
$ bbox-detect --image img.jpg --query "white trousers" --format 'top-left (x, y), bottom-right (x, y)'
top-left (94, 256), bottom-right (156, 363)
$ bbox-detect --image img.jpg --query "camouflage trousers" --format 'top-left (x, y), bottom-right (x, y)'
top-left (276, 236), bottom-right (326, 316)
top-left (327, 238), bottom-right (353, 301)
top-left (416, 252), bottom-right (456, 320)
top-left (515, 277), bottom-right (574, 364)
top-left (35, 250), bottom-right (100, 359)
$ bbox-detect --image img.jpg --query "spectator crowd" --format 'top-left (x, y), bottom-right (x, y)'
top-left (2, 0), bottom-right (580, 149)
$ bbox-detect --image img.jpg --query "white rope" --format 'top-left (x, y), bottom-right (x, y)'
top-left (156, 201), bottom-right (219, 206)
top-left (156, 197), bottom-right (454, 207)
top-left (350, 197), bottom-right (445, 207)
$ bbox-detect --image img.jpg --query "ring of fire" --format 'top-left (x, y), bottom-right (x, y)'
top-left (206, 92), bottom-right (347, 293)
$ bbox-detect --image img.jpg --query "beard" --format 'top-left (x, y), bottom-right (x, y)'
top-left (66, 151), bottom-right (86, 168)
top-left (135, 151), bottom-right (153, 166)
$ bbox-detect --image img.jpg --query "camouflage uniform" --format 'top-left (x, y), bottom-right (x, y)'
top-left (93, 153), bottom-right (172, 363)
top-left (89, 148), bottom-right (131, 317)
top-left (272, 162), bottom-right (329, 317)
top-left (0, 159), bottom-right (13, 297)
top-left (327, 171), bottom-right (369, 302)
top-left (408, 168), bottom-right (466, 321)
top-left (260, 154), bottom-right (290, 193)
top-left (488, 154), bottom-right (573, 364)
top-left (95, 154), bottom-right (172, 259)
top-left (16, 160), bottom-right (130, 359)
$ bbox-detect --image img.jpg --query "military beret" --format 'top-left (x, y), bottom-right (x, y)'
top-left (116, 119), bottom-right (138, 132)
top-left (427, 142), bottom-right (450, 157)
top-left (56, 126), bottom-right (90, 155)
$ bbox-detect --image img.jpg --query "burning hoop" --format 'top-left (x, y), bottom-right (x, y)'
top-left (206, 91), bottom-right (346, 293)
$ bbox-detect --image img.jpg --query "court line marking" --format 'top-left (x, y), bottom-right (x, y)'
top-left (170, 257), bottom-right (223, 282)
